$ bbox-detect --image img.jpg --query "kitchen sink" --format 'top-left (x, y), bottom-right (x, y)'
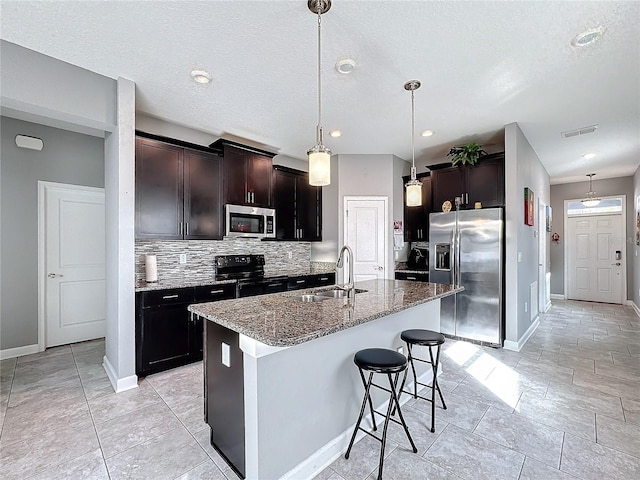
top-left (314, 288), bottom-right (367, 298)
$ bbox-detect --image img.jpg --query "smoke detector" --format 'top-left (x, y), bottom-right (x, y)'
top-left (335, 58), bottom-right (356, 74)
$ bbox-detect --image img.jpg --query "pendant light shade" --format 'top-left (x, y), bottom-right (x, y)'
top-left (581, 173), bottom-right (601, 207)
top-left (404, 80), bottom-right (422, 207)
top-left (308, 145), bottom-right (331, 186)
top-left (307, 0), bottom-right (332, 186)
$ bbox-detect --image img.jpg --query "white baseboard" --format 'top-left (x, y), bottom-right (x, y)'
top-left (503, 318), bottom-right (540, 352)
top-left (626, 300), bottom-right (640, 318)
top-left (281, 368), bottom-right (435, 480)
top-left (103, 355), bottom-right (138, 393)
top-left (550, 294), bottom-right (565, 301)
top-left (0, 343), bottom-right (40, 360)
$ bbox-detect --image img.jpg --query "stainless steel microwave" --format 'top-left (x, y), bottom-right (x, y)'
top-left (225, 204), bottom-right (276, 238)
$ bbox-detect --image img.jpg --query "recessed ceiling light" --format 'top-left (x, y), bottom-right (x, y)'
top-left (571, 26), bottom-right (606, 48)
top-left (329, 130), bottom-right (342, 137)
top-left (335, 58), bottom-right (356, 74)
top-left (583, 152), bottom-right (596, 159)
top-left (190, 70), bottom-right (211, 84)
top-left (421, 129), bottom-right (434, 137)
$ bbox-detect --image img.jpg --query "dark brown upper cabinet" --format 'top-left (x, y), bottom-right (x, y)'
top-left (402, 173), bottom-right (432, 242)
top-left (135, 135), bottom-right (223, 240)
top-left (430, 152), bottom-right (505, 211)
top-left (209, 139), bottom-right (274, 207)
top-left (272, 166), bottom-right (322, 241)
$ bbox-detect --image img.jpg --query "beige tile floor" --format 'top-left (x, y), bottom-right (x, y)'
top-left (1, 300), bottom-right (639, 479)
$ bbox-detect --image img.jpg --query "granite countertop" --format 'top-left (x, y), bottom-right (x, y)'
top-left (188, 279), bottom-right (462, 347)
top-left (135, 278), bottom-right (236, 292)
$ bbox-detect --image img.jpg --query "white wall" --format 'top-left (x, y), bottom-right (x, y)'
top-left (633, 166), bottom-right (640, 312)
top-left (504, 122), bottom-right (550, 349)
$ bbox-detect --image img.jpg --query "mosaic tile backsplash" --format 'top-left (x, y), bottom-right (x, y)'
top-left (135, 238), bottom-right (323, 284)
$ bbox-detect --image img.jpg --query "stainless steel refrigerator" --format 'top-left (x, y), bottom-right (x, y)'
top-left (429, 208), bottom-right (504, 346)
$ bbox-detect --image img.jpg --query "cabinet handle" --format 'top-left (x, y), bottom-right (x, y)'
top-left (296, 280), bottom-right (305, 284)
top-left (210, 289), bottom-right (224, 294)
top-left (185, 222), bottom-right (189, 236)
top-left (407, 276), bottom-right (417, 280)
top-left (267, 283), bottom-right (282, 287)
top-left (179, 222), bottom-right (183, 236)
top-left (162, 294), bottom-right (179, 299)
top-left (319, 277), bottom-right (328, 281)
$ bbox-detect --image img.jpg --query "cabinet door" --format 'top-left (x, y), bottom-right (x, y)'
top-left (247, 153), bottom-right (272, 206)
top-left (403, 174), bottom-right (431, 242)
top-left (272, 169), bottom-right (297, 240)
top-left (223, 147), bottom-right (248, 205)
top-left (466, 156), bottom-right (505, 207)
top-left (138, 304), bottom-right (191, 375)
top-left (431, 166), bottom-right (467, 211)
top-left (297, 176), bottom-right (322, 241)
top-left (184, 150), bottom-right (224, 239)
top-left (135, 138), bottom-right (183, 239)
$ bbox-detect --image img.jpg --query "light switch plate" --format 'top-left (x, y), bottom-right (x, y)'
top-left (179, 253), bottom-right (187, 264)
top-left (222, 342), bottom-right (231, 367)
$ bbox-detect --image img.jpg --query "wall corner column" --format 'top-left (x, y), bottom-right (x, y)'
top-left (104, 77), bottom-right (137, 392)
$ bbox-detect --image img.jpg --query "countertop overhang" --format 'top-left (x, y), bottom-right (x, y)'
top-left (188, 279), bottom-right (462, 347)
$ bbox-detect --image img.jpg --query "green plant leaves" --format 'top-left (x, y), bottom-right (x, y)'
top-left (447, 142), bottom-right (487, 166)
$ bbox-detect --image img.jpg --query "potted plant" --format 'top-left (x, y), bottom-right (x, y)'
top-left (447, 142), bottom-right (487, 166)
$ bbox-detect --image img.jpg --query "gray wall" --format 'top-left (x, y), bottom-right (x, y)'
top-left (504, 123), bottom-right (550, 346)
top-left (0, 117), bottom-right (105, 350)
top-left (633, 166), bottom-right (640, 309)
top-left (550, 176), bottom-right (634, 298)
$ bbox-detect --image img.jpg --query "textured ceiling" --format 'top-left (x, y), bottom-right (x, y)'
top-left (1, 1), bottom-right (638, 184)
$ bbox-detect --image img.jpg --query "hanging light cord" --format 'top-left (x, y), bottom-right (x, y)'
top-left (411, 88), bottom-right (416, 179)
top-left (316, 2), bottom-right (323, 146)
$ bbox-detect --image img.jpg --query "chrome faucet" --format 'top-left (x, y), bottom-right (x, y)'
top-left (336, 245), bottom-right (354, 298)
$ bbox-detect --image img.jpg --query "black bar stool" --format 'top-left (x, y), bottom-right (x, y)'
top-left (345, 348), bottom-right (417, 480)
top-left (398, 329), bottom-right (447, 433)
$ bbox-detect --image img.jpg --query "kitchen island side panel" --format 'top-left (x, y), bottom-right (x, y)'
top-left (244, 300), bottom-right (440, 480)
top-left (205, 321), bottom-right (245, 477)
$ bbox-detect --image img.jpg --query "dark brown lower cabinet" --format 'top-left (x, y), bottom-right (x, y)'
top-left (204, 321), bottom-right (245, 478)
top-left (135, 283), bottom-right (236, 377)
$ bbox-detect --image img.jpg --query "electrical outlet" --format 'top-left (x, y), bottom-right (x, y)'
top-left (397, 346), bottom-right (404, 355)
top-left (179, 253), bottom-right (187, 264)
top-left (524, 302), bottom-right (528, 313)
top-left (288, 251), bottom-right (293, 259)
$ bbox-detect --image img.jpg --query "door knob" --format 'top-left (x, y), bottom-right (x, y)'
top-left (47, 273), bottom-right (64, 278)
top-left (612, 262), bottom-right (621, 266)
top-left (375, 266), bottom-right (383, 271)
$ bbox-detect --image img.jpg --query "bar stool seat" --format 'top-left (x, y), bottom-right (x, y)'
top-left (399, 329), bottom-right (447, 433)
top-left (345, 348), bottom-right (417, 480)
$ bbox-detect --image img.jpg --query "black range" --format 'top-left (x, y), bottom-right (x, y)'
top-left (214, 254), bottom-right (288, 298)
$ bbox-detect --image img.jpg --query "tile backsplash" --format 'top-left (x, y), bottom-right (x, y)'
top-left (135, 238), bottom-right (313, 283)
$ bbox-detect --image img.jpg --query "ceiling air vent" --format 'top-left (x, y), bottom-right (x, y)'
top-left (561, 124), bottom-right (598, 138)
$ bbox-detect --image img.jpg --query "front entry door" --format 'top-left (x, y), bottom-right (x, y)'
top-left (567, 214), bottom-right (623, 304)
top-left (40, 182), bottom-right (106, 347)
top-left (344, 197), bottom-right (387, 282)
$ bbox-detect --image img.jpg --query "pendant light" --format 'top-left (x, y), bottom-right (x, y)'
top-left (581, 173), bottom-right (601, 207)
top-left (404, 80), bottom-right (422, 207)
top-left (307, 0), bottom-right (332, 186)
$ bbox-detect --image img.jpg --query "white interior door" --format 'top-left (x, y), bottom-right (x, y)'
top-left (344, 197), bottom-right (387, 282)
top-left (40, 182), bottom-right (106, 347)
top-left (538, 200), bottom-right (549, 312)
top-left (567, 214), bottom-right (623, 304)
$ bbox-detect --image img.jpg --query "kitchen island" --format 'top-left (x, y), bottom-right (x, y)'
top-left (189, 279), bottom-right (460, 480)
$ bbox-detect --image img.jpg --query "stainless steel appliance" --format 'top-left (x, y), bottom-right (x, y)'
top-left (214, 254), bottom-right (287, 297)
top-left (429, 207), bottom-right (504, 346)
top-left (225, 204), bottom-right (276, 238)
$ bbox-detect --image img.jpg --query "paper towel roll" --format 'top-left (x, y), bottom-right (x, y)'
top-left (145, 255), bottom-right (158, 283)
